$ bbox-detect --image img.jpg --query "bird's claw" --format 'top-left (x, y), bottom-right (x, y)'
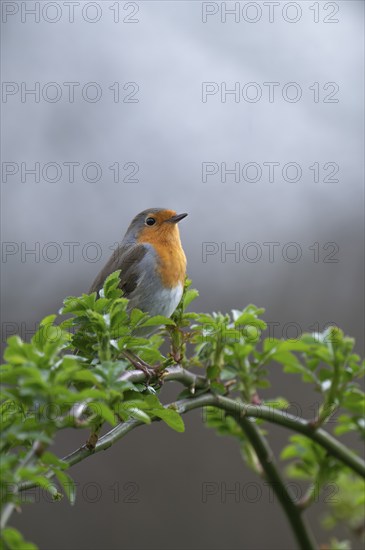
top-left (123, 350), bottom-right (161, 385)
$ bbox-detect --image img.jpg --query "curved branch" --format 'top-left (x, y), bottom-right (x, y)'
top-left (215, 395), bottom-right (365, 478)
top-left (118, 366), bottom-right (364, 477)
top-left (19, 390), bottom-right (365, 489)
top-left (231, 415), bottom-right (316, 550)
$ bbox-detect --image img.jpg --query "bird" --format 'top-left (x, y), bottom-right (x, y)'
top-left (89, 208), bottom-right (188, 319)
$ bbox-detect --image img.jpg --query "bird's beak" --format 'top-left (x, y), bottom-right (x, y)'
top-left (167, 213), bottom-right (188, 224)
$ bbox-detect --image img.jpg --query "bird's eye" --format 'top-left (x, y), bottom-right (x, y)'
top-left (145, 217), bottom-right (156, 226)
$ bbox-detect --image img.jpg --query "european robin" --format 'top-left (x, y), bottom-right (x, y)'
top-left (89, 208), bottom-right (188, 318)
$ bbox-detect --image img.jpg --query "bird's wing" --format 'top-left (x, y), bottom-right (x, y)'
top-left (88, 243), bottom-right (148, 297)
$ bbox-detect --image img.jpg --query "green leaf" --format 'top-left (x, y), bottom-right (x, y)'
top-left (207, 365), bottom-right (220, 380)
top-left (130, 308), bottom-right (147, 327)
top-left (93, 403), bottom-right (117, 426)
top-left (264, 397), bottom-right (289, 410)
top-left (72, 370), bottom-right (101, 384)
top-left (40, 452), bottom-right (67, 469)
top-left (17, 472), bottom-right (59, 497)
top-left (1, 528), bottom-right (38, 550)
top-left (183, 288), bottom-right (199, 309)
top-left (103, 270), bottom-right (123, 299)
top-left (140, 315), bottom-right (176, 328)
top-left (137, 347), bottom-right (164, 364)
top-left (127, 408), bottom-right (151, 424)
top-left (3, 337), bottom-right (29, 365)
top-left (151, 408), bottom-right (185, 432)
top-left (342, 388), bottom-right (365, 414)
top-left (61, 295), bottom-right (90, 315)
top-left (54, 469), bottom-right (76, 505)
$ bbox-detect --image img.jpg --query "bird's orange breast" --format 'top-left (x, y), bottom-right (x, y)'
top-left (154, 241), bottom-right (186, 288)
top-left (138, 226), bottom-right (187, 288)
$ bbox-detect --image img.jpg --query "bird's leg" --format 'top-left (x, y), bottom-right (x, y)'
top-left (122, 350), bottom-right (159, 383)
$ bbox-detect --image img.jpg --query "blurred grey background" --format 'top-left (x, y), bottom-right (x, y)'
top-left (1, 1), bottom-right (364, 549)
